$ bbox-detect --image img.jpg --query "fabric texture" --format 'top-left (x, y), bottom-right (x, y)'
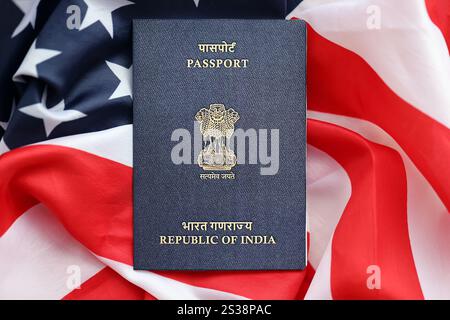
top-left (0, 0), bottom-right (449, 299)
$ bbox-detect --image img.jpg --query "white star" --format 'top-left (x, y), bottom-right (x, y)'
top-left (79, 0), bottom-right (134, 38)
top-left (13, 40), bottom-right (61, 82)
top-left (11, 0), bottom-right (41, 38)
top-left (193, 0), bottom-right (200, 7)
top-left (19, 87), bottom-right (87, 137)
top-left (106, 61), bottom-right (132, 100)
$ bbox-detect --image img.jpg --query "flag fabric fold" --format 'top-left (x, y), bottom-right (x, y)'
top-left (0, 0), bottom-right (449, 299)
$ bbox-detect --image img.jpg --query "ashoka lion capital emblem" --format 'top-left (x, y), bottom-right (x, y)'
top-left (195, 104), bottom-right (240, 171)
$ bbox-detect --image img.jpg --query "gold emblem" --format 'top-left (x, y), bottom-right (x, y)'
top-left (195, 104), bottom-right (240, 171)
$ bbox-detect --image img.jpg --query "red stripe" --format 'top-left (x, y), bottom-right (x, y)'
top-left (426, 0), bottom-right (450, 52)
top-left (295, 263), bottom-right (315, 299)
top-left (0, 145), bottom-right (134, 264)
top-left (296, 233), bottom-right (315, 299)
top-left (63, 267), bottom-right (151, 300)
top-left (309, 119), bottom-right (423, 299)
top-left (306, 25), bottom-right (450, 211)
top-left (0, 145), bottom-right (310, 300)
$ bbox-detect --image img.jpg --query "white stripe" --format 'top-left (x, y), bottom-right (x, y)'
top-left (0, 125), bottom-right (132, 166)
top-left (95, 256), bottom-right (248, 300)
top-left (0, 204), bottom-right (104, 299)
top-left (0, 204), bottom-right (247, 300)
top-left (289, 0), bottom-right (450, 128)
top-left (306, 145), bottom-right (351, 269)
top-left (308, 111), bottom-right (450, 299)
top-left (305, 242), bottom-right (333, 300)
top-left (34, 124), bottom-right (133, 167)
top-left (304, 145), bottom-right (351, 299)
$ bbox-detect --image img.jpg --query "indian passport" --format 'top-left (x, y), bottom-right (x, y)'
top-left (133, 19), bottom-right (307, 270)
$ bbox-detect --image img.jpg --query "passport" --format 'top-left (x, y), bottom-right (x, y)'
top-left (133, 19), bottom-right (307, 270)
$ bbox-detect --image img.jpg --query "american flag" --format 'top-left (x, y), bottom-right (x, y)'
top-left (0, 0), bottom-right (449, 300)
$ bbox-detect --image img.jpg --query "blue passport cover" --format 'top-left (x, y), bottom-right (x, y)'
top-left (133, 19), bottom-right (306, 270)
